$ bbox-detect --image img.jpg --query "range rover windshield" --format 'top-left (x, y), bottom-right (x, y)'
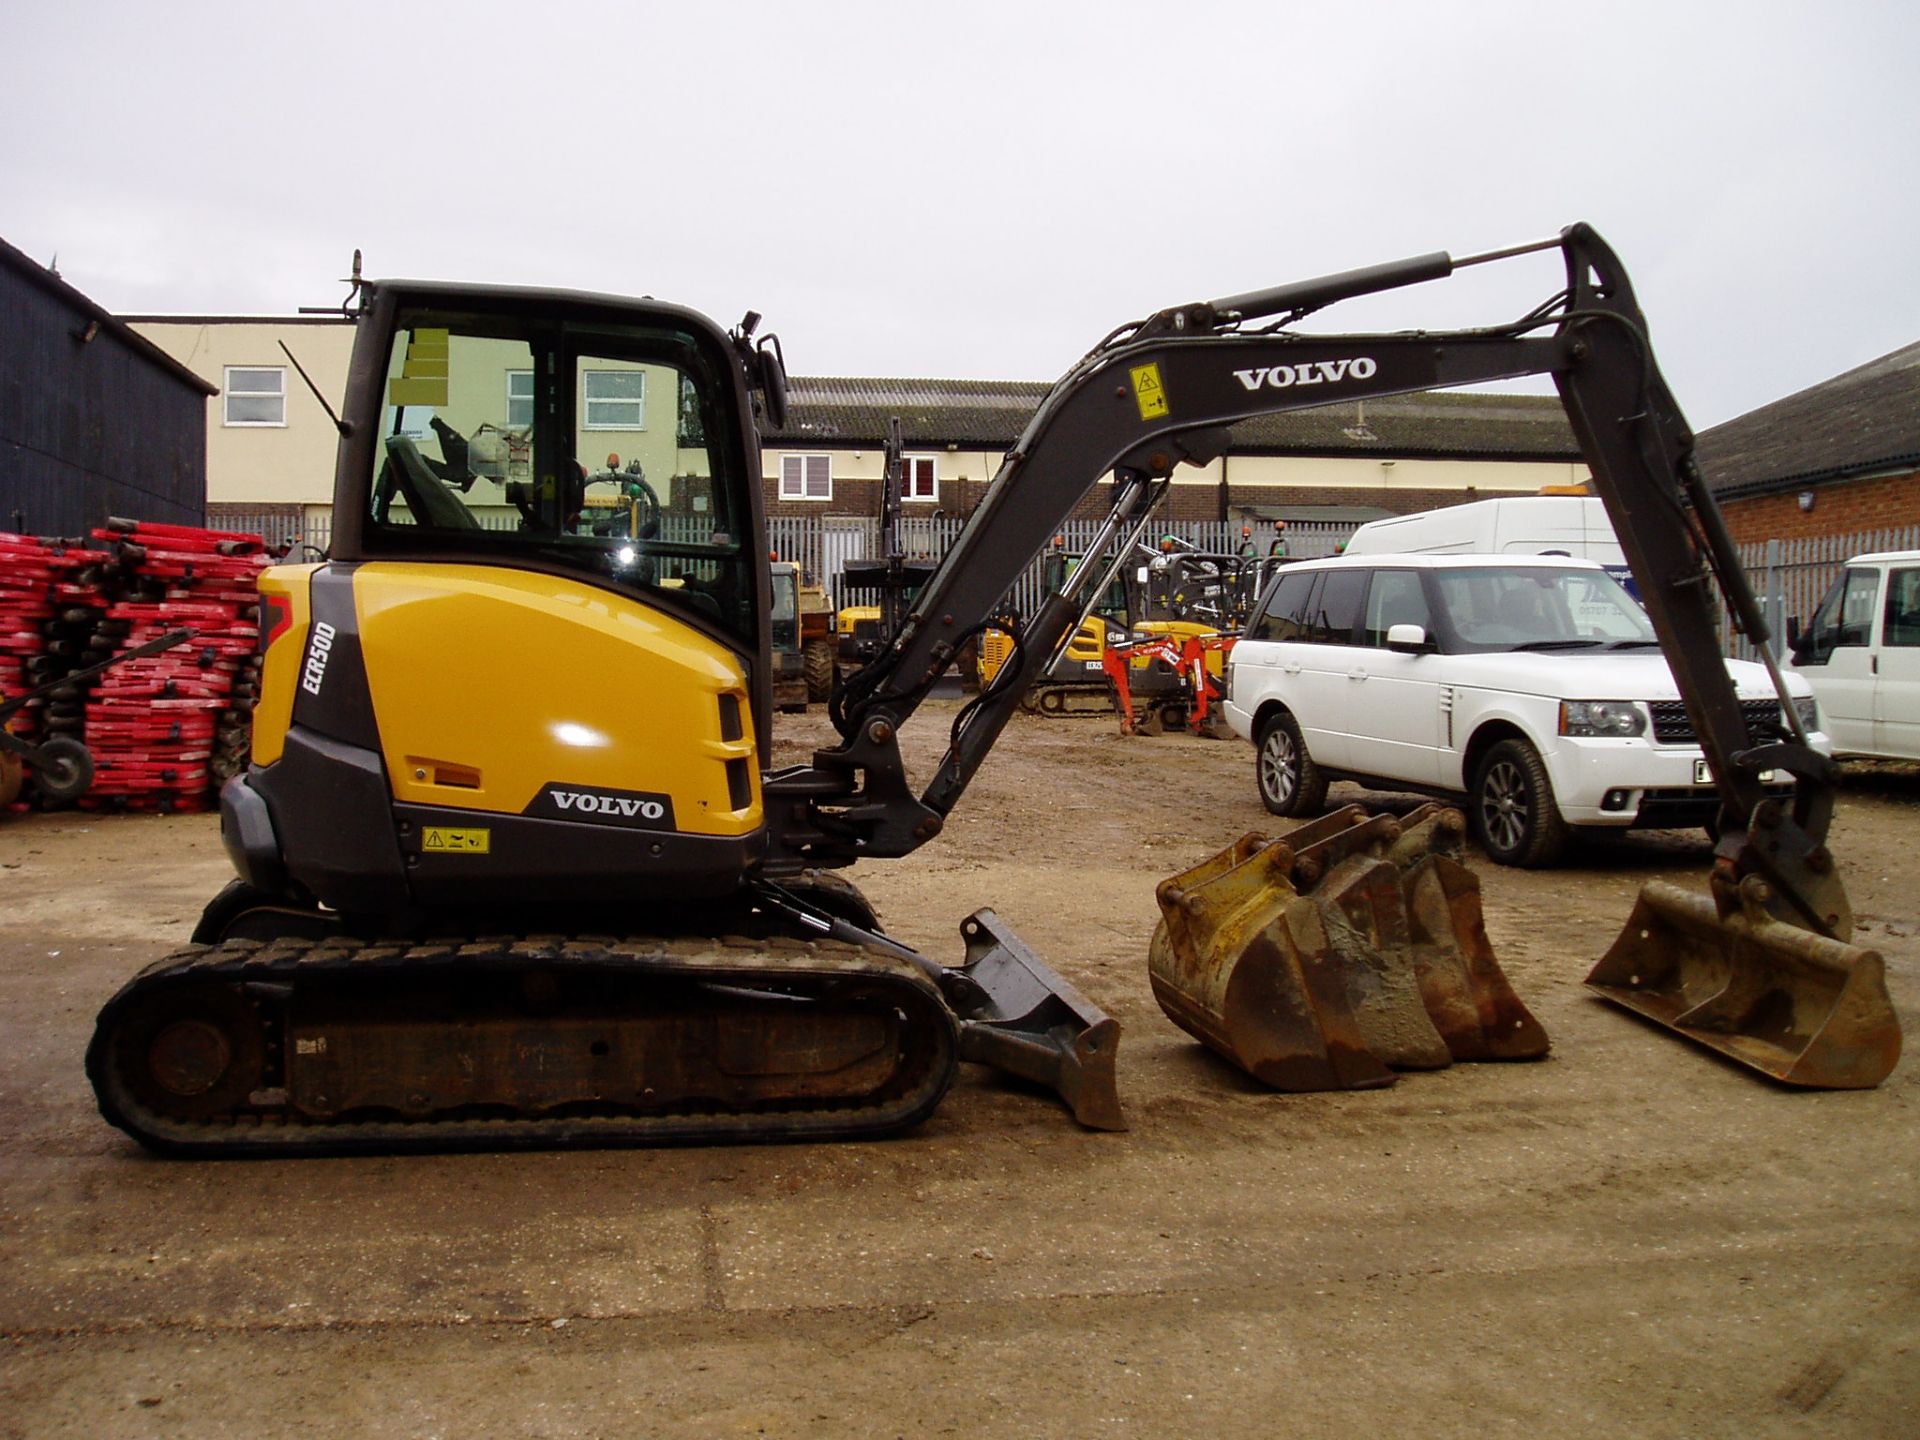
top-left (1431, 566), bottom-right (1656, 653)
top-left (364, 304), bottom-right (754, 644)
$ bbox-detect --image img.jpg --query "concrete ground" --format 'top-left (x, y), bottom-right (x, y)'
top-left (2, 709), bottom-right (1915, 1438)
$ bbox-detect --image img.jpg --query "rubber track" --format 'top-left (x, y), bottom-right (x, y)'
top-left (1024, 684), bottom-right (1114, 717)
top-left (87, 932), bottom-right (960, 1156)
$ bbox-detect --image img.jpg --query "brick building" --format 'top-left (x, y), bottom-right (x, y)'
top-left (1695, 341), bottom-right (1920, 542)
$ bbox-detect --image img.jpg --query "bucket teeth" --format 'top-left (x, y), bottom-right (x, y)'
top-left (1150, 805), bottom-right (1548, 1091)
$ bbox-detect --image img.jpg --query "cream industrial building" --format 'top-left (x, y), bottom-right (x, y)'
top-left (126, 313), bottom-right (1591, 553)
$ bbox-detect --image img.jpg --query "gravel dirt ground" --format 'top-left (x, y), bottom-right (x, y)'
top-left (2, 704), bottom-right (1915, 1438)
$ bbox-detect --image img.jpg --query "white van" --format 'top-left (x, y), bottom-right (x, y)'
top-left (1342, 495), bottom-right (1631, 590)
top-left (1786, 551), bottom-right (1920, 762)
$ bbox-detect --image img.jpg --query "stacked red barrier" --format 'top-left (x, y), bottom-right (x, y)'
top-left (79, 520), bottom-right (271, 812)
top-left (0, 533), bottom-right (57, 730)
top-left (2, 533), bottom-right (102, 773)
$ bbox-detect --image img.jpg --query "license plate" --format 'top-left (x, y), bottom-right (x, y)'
top-left (1695, 760), bottom-right (1776, 785)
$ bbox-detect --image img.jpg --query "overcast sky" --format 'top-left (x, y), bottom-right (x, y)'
top-left (5, 1), bottom-right (1915, 427)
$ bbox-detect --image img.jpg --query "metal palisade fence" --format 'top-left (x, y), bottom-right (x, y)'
top-left (220, 510), bottom-right (1356, 616)
top-left (770, 515), bottom-right (1358, 614)
top-left (209, 508), bottom-right (1918, 659)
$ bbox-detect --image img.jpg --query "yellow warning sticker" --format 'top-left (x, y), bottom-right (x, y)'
top-left (1130, 362), bottom-right (1169, 421)
top-left (423, 827), bottom-right (490, 854)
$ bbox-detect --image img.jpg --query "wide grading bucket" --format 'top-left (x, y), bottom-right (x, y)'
top-left (1586, 873), bottom-right (1900, 1089)
top-left (1149, 804), bottom-right (1548, 1090)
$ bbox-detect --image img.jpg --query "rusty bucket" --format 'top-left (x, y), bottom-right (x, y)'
top-left (1149, 805), bottom-right (1548, 1091)
top-left (1586, 874), bottom-right (1901, 1089)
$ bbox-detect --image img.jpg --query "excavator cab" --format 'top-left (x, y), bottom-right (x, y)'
top-left (358, 296), bottom-right (760, 646)
top-left (214, 289), bottom-right (775, 918)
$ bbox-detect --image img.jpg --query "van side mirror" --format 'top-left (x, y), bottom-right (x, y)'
top-left (1386, 623), bottom-right (1429, 654)
top-left (1786, 616), bottom-right (1803, 647)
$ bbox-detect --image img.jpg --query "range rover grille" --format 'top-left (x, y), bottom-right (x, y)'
top-left (1648, 698), bottom-right (1787, 744)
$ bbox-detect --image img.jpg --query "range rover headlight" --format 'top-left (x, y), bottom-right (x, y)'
top-left (1793, 695), bottom-right (1819, 732)
top-left (1560, 700), bottom-right (1648, 737)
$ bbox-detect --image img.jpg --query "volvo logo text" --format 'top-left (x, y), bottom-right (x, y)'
top-left (527, 782), bottom-right (678, 830)
top-left (551, 790), bottom-right (667, 820)
top-left (1234, 357), bottom-right (1378, 391)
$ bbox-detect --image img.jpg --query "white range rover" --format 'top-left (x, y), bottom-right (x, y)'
top-left (1221, 554), bottom-right (1826, 867)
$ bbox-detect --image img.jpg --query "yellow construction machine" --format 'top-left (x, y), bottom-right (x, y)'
top-left (87, 225), bottom-right (1897, 1155)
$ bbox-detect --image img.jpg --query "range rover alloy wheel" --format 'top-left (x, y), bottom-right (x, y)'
top-left (1256, 711), bottom-right (1327, 817)
top-left (1471, 738), bottom-right (1567, 867)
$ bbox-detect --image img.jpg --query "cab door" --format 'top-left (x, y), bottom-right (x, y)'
top-left (1794, 567), bottom-right (1882, 755)
top-left (1875, 564), bottom-right (1920, 760)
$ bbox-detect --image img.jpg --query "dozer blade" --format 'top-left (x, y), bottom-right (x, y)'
top-left (944, 908), bottom-right (1126, 1130)
top-left (1587, 876), bottom-right (1901, 1089)
top-left (1149, 805), bottom-right (1548, 1091)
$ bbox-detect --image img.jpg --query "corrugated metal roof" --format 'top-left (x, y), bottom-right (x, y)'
top-left (1695, 341), bottom-right (1920, 496)
top-left (766, 377), bottom-right (1580, 459)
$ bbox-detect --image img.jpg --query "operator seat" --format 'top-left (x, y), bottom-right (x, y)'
top-left (385, 436), bottom-right (481, 530)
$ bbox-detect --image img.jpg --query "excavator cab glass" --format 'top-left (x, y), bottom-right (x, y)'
top-left (362, 305), bottom-right (758, 644)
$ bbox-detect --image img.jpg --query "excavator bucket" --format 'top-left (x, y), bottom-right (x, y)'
top-left (1587, 876), bottom-right (1901, 1089)
top-left (1149, 804), bottom-right (1548, 1090)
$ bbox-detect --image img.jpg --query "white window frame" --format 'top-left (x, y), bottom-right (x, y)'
top-left (583, 369), bottom-right (646, 430)
top-left (780, 454), bottom-right (833, 502)
top-left (223, 366), bottom-right (287, 427)
top-left (902, 454), bottom-right (939, 502)
top-left (506, 370), bottom-right (534, 428)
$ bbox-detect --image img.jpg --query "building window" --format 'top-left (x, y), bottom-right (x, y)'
top-left (224, 366), bottom-right (286, 426)
top-left (583, 369), bottom-right (645, 429)
top-left (903, 455), bottom-right (938, 502)
top-left (780, 454), bottom-right (832, 501)
top-left (507, 370), bottom-right (534, 427)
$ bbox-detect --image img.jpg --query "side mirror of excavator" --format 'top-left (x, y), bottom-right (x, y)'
top-left (757, 335), bottom-right (789, 430)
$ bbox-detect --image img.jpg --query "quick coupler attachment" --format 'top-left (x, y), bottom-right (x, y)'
top-left (1587, 875), bottom-right (1900, 1089)
top-left (1149, 804), bottom-right (1548, 1091)
top-left (939, 908), bottom-right (1126, 1131)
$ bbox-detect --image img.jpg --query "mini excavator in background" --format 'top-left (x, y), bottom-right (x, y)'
top-left (88, 224), bottom-right (1898, 1156)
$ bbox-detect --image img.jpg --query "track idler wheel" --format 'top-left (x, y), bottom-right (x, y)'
top-left (107, 983), bottom-right (267, 1122)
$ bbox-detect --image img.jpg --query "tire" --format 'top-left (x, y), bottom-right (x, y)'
top-left (1256, 710), bottom-right (1327, 817)
top-left (29, 735), bottom-right (94, 805)
top-left (1471, 738), bottom-right (1567, 867)
top-left (803, 639), bottom-right (835, 703)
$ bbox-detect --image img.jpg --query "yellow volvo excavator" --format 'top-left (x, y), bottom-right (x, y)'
top-left (87, 226), bottom-right (1898, 1155)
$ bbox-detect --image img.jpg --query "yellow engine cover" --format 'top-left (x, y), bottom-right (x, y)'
top-left (347, 564), bottom-right (759, 838)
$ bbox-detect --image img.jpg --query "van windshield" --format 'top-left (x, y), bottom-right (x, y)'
top-left (1431, 567), bottom-right (1656, 653)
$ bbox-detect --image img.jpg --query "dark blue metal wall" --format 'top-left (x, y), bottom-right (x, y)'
top-left (1, 263), bottom-right (208, 537)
